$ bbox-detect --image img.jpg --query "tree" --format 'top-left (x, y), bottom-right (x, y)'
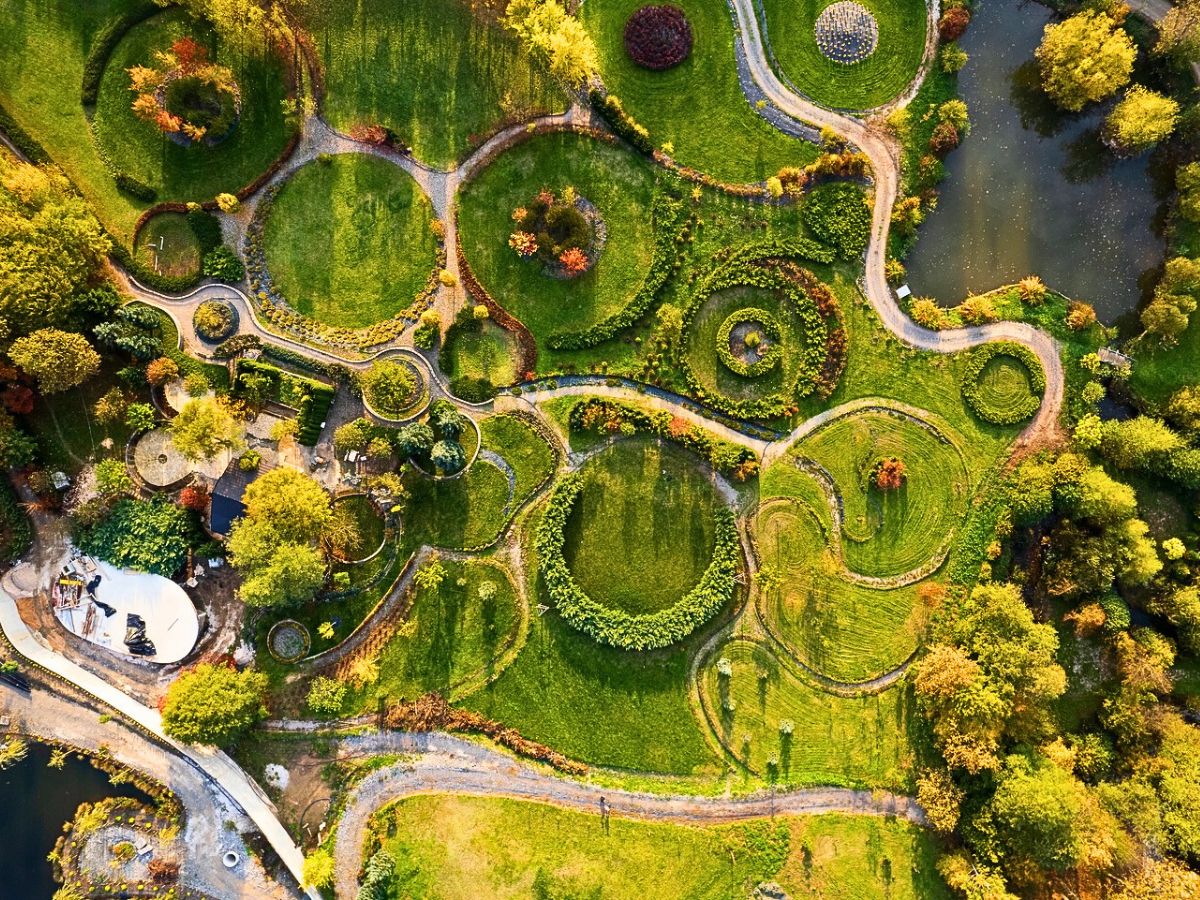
top-left (874, 457), bottom-right (906, 491)
top-left (241, 467), bottom-right (332, 543)
top-left (74, 497), bottom-right (194, 576)
top-left (414, 555), bottom-right (448, 592)
top-left (9, 329), bottom-right (100, 394)
top-left (938, 6), bottom-right (971, 41)
top-left (169, 397), bottom-right (244, 461)
top-left (305, 676), bottom-right (347, 715)
top-left (360, 360), bottom-right (415, 414)
top-left (0, 157), bottom-right (109, 335)
top-left (1071, 465), bottom-right (1137, 525)
top-left (146, 356), bottom-right (180, 386)
top-left (1110, 857), bottom-right (1200, 900)
top-left (1100, 417), bottom-right (1184, 470)
top-left (504, 0), bottom-right (599, 87)
top-left (125, 403), bottom-right (156, 433)
top-left (1143, 293), bottom-right (1193, 343)
top-left (235, 540), bottom-right (325, 608)
top-left (161, 663), bottom-right (268, 745)
top-left (917, 768), bottom-right (964, 833)
top-left (1155, 0), bottom-right (1200, 63)
top-left (334, 417), bottom-right (374, 453)
top-left (1104, 86), bottom-right (1179, 154)
top-left (1180, 162), bottom-right (1200, 223)
top-left (93, 387), bottom-right (127, 427)
top-left (94, 458), bottom-right (132, 499)
top-left (430, 439), bottom-right (466, 474)
top-left (395, 421), bottom-right (435, 459)
top-left (302, 849), bottom-right (335, 890)
top-left (1036, 11), bottom-right (1136, 111)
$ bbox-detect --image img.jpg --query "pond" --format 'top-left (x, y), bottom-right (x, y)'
top-left (0, 740), bottom-right (148, 898)
top-left (905, 0), bottom-right (1165, 322)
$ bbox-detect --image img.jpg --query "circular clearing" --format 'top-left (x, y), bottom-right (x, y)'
top-left (193, 299), bottom-right (238, 342)
top-left (132, 430), bottom-right (190, 488)
top-left (134, 213), bottom-right (201, 279)
top-left (814, 1), bottom-right (880, 64)
top-left (717, 307), bottom-right (784, 378)
top-left (331, 494), bottom-right (387, 564)
top-left (624, 5), bottom-right (695, 71)
top-left (267, 619), bottom-right (311, 663)
top-left (261, 154), bottom-right (439, 329)
top-left (441, 318), bottom-right (521, 400)
top-left (961, 342), bottom-right (1045, 425)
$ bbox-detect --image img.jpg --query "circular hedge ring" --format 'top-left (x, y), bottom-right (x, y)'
top-left (717, 308), bottom-right (784, 378)
top-left (267, 619), bottom-right (311, 663)
top-left (537, 473), bottom-right (740, 650)
top-left (193, 299), bottom-right (238, 342)
top-left (961, 342), bottom-right (1046, 425)
top-left (624, 5), bottom-right (694, 71)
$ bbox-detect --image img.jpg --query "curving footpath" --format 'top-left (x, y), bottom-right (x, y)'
top-left (330, 731), bottom-right (924, 899)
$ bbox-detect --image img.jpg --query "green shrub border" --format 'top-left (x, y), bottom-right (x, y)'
top-left (0, 101), bottom-right (50, 164)
top-left (536, 472), bottom-right (740, 650)
top-left (81, 1), bottom-right (159, 106)
top-left (960, 341), bottom-right (1045, 425)
top-left (715, 307), bottom-right (783, 378)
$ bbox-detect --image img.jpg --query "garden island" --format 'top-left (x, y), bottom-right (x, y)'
top-left (0, 0), bottom-right (1198, 897)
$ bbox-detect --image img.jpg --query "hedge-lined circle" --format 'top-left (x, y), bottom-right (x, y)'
top-left (537, 473), bottom-right (740, 650)
top-left (193, 299), bottom-right (238, 342)
top-left (624, 5), bottom-right (695, 70)
top-left (717, 308), bottom-right (784, 378)
top-left (961, 342), bottom-right (1046, 425)
top-left (267, 619), bottom-right (311, 663)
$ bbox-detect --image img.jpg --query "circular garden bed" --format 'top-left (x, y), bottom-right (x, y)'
top-left (960, 342), bottom-right (1045, 425)
top-left (509, 188), bottom-right (607, 279)
top-left (267, 619), bottom-right (311, 663)
top-left (134, 213), bottom-right (201, 279)
top-left (624, 5), bottom-right (694, 71)
top-left (193, 299), bottom-right (238, 342)
top-left (814, 1), bottom-right (880, 64)
top-left (717, 308), bottom-right (784, 378)
top-left (361, 358), bottom-right (429, 422)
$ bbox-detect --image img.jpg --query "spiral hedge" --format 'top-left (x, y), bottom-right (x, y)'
top-left (624, 5), bottom-right (695, 71)
top-left (716, 308), bottom-right (784, 377)
top-left (537, 473), bottom-right (740, 650)
top-left (960, 341), bottom-right (1045, 425)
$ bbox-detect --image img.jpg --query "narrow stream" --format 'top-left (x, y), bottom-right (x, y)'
top-left (905, 0), bottom-right (1165, 321)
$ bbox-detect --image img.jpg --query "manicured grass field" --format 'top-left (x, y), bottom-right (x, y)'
top-left (342, 559), bottom-right (519, 711)
top-left (580, 0), bottom-right (818, 183)
top-left (458, 131), bottom-right (659, 344)
top-left (332, 494), bottom-right (386, 562)
top-left (972, 352), bottom-right (1041, 421)
top-left (754, 499), bottom-right (926, 681)
top-left (368, 795), bottom-right (947, 899)
top-left (91, 8), bottom-right (293, 211)
top-left (477, 414), bottom-right (557, 500)
top-left (702, 639), bottom-right (912, 788)
top-left (133, 212), bottom-right (201, 278)
top-left (299, 0), bottom-right (565, 168)
top-left (440, 319), bottom-right (520, 388)
top-left (262, 154), bottom-right (438, 329)
top-left (563, 437), bottom-right (720, 615)
top-left (760, 0), bottom-right (929, 110)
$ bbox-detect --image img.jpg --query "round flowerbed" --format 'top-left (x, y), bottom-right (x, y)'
top-left (537, 472), bottom-right (740, 650)
top-left (193, 299), bottom-right (238, 342)
top-left (361, 359), bottom-right (427, 422)
top-left (624, 5), bottom-right (695, 71)
top-left (508, 188), bottom-right (606, 279)
top-left (960, 342), bottom-right (1046, 425)
top-left (814, 1), bottom-right (880, 65)
top-left (716, 308), bottom-right (784, 377)
top-left (130, 38), bottom-right (241, 145)
top-left (267, 619), bottom-right (311, 663)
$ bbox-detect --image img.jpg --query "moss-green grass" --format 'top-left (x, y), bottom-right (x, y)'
top-left (440, 319), bottom-right (521, 388)
top-left (262, 154), bottom-right (438, 329)
top-left (341, 559), bottom-right (519, 712)
top-left (754, 499), bottom-right (925, 682)
top-left (563, 437), bottom-right (719, 616)
top-left (760, 0), bottom-right (929, 110)
top-left (702, 639), bottom-right (912, 788)
top-left (971, 352), bottom-right (1041, 423)
top-left (458, 131), bottom-right (660, 346)
top-left (580, 0), bottom-right (818, 183)
top-left (91, 8), bottom-right (292, 211)
top-left (333, 494), bottom-right (386, 561)
top-left (369, 796), bottom-right (948, 899)
top-left (298, 0), bottom-right (566, 168)
top-left (133, 212), bottom-right (201, 278)
top-left (477, 414), bottom-right (557, 501)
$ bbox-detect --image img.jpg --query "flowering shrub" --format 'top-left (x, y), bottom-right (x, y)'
top-left (559, 247), bottom-right (589, 275)
top-left (128, 38), bottom-right (240, 144)
top-left (624, 5), bottom-right (694, 71)
top-left (508, 188), bottom-right (600, 278)
top-left (508, 230), bottom-right (538, 258)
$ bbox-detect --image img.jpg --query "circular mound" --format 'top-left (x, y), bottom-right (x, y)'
top-left (267, 620), bottom-right (310, 663)
top-left (258, 154), bottom-right (439, 330)
top-left (135, 213), bottom-right (201, 279)
top-left (509, 189), bottom-right (606, 279)
top-left (814, 1), bottom-right (879, 64)
top-left (717, 308), bottom-right (784, 378)
top-left (361, 359), bottom-right (428, 422)
top-left (624, 5), bottom-right (695, 71)
top-left (961, 342), bottom-right (1045, 425)
top-left (193, 299), bottom-right (237, 342)
top-left (331, 494), bottom-right (387, 564)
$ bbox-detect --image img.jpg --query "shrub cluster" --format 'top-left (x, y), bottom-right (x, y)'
top-left (568, 398), bottom-right (759, 479)
top-left (234, 358), bottom-right (335, 445)
top-left (802, 181), bottom-right (871, 259)
top-left (537, 473), bottom-right (740, 650)
top-left (589, 90), bottom-right (654, 154)
top-left (548, 193), bottom-right (687, 349)
top-left (716, 307), bottom-right (784, 377)
top-left (623, 5), bottom-right (694, 70)
top-left (192, 299), bottom-right (237, 342)
top-left (960, 341), bottom-right (1046, 425)
top-left (0, 477), bottom-right (33, 564)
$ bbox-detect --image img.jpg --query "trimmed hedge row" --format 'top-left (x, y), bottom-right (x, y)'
top-left (537, 472), bottom-right (740, 650)
top-left (234, 358), bottom-right (336, 445)
top-left (960, 341), bottom-right (1045, 425)
top-left (589, 90), bottom-right (654, 155)
top-left (716, 307), bottom-right (783, 377)
top-left (547, 192), bottom-right (687, 350)
top-left (81, 1), bottom-right (159, 105)
top-left (724, 235), bottom-right (835, 267)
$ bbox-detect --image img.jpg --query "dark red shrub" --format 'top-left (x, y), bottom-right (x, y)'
top-left (624, 5), bottom-right (694, 71)
top-left (2, 385), bottom-right (34, 415)
top-left (179, 484), bottom-right (210, 512)
top-left (929, 120), bottom-right (960, 157)
top-left (938, 7), bottom-right (971, 42)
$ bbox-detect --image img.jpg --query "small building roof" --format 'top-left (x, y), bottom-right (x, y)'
top-left (210, 453), bottom-right (277, 536)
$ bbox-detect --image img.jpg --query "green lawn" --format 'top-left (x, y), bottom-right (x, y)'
top-left (973, 352), bottom-right (1041, 422)
top-left (333, 493), bottom-right (386, 562)
top-left (702, 639), bottom-right (912, 788)
top-left (580, 0), bottom-right (818, 183)
top-left (341, 558), bottom-right (520, 711)
top-left (440, 319), bottom-right (521, 388)
top-left (563, 437), bottom-right (720, 616)
top-left (760, 0), bottom-right (929, 110)
top-left (367, 796), bottom-right (948, 899)
top-left (262, 154), bottom-right (438, 329)
top-left (23, 357), bottom-right (134, 475)
top-left (91, 8), bottom-right (293, 215)
top-left (133, 211), bottom-right (201, 278)
top-left (458, 131), bottom-right (660, 345)
top-left (299, 0), bottom-right (566, 168)
top-left (477, 414), bottom-right (557, 500)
